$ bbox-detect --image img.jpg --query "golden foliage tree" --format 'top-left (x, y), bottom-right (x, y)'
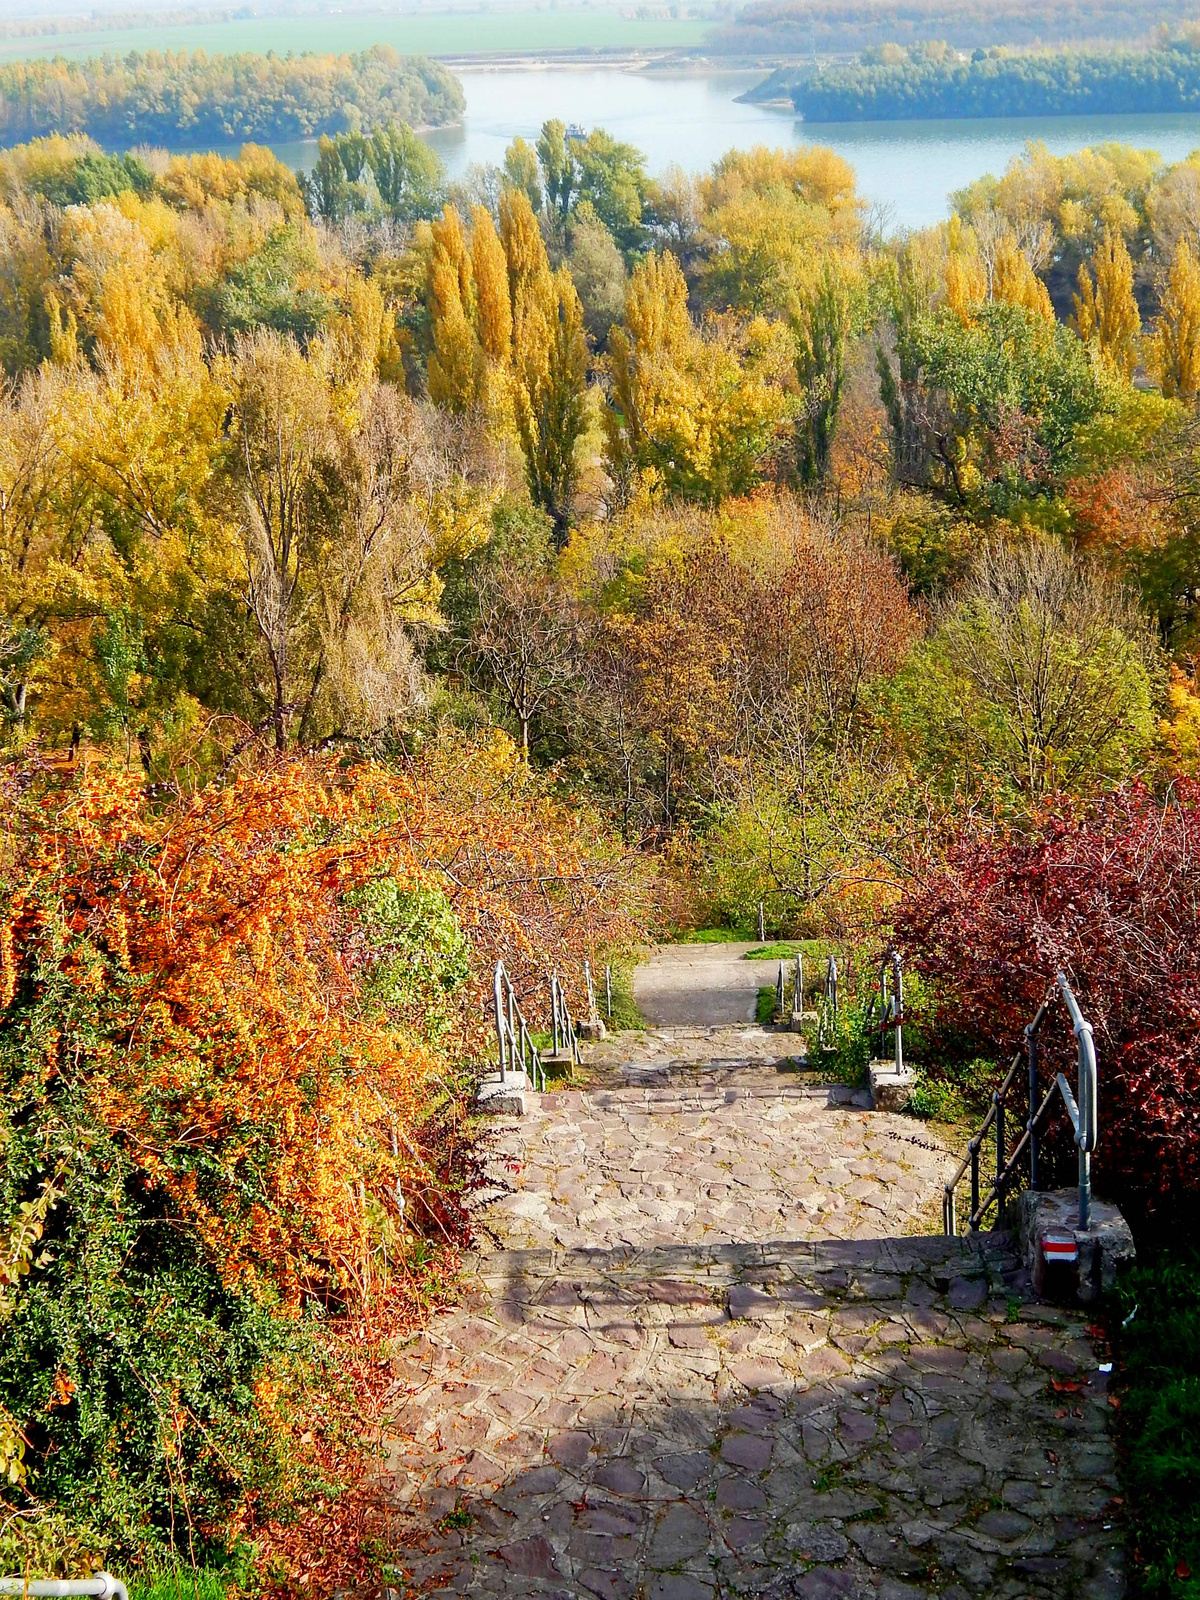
top-left (425, 205), bottom-right (484, 413)
top-left (991, 232), bottom-right (1054, 321)
top-left (606, 251), bottom-right (787, 506)
top-left (1074, 227), bottom-right (1141, 377)
top-left (422, 191), bottom-right (589, 540)
top-left (1150, 236), bottom-right (1200, 401)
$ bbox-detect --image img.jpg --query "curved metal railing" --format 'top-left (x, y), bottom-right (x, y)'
top-left (943, 971), bottom-right (1098, 1236)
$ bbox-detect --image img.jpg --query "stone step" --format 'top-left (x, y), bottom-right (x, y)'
top-left (466, 1231), bottom-right (1011, 1293)
top-left (546, 1082), bottom-right (873, 1112)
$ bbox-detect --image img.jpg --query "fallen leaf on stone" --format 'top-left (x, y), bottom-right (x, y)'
top-left (1046, 1449), bottom-right (1059, 1465)
top-left (1108, 1394), bottom-right (1121, 1409)
top-left (1177, 1560), bottom-right (1192, 1579)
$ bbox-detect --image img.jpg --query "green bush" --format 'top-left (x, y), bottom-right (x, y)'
top-left (602, 963), bottom-right (646, 1032)
top-left (1115, 1245), bottom-right (1200, 1598)
top-left (908, 1056), bottom-right (998, 1124)
top-left (756, 984), bottom-right (777, 1026)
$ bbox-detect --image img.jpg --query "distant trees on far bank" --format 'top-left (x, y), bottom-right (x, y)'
top-left (789, 40), bottom-right (1200, 122)
top-left (713, 0), bottom-right (1200, 55)
top-left (0, 45), bottom-right (463, 147)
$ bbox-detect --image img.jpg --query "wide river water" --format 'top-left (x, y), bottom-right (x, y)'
top-left (274, 66), bottom-right (1200, 230)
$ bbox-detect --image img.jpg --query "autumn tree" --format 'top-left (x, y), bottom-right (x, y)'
top-left (1074, 227), bottom-right (1141, 377)
top-left (606, 250), bottom-right (787, 506)
top-left (460, 554), bottom-right (580, 753)
top-left (503, 135), bottom-right (542, 212)
top-left (426, 205), bottom-right (484, 413)
top-left (990, 231), bottom-right (1054, 320)
top-left (791, 259), bottom-right (860, 485)
top-left (912, 538), bottom-right (1157, 796)
top-left (500, 189), bottom-right (589, 544)
top-left (513, 268), bottom-right (588, 549)
top-left (421, 193), bottom-right (589, 540)
top-left (0, 740), bottom-right (634, 1561)
top-left (1150, 236), bottom-right (1200, 401)
top-left (224, 331), bottom-right (488, 748)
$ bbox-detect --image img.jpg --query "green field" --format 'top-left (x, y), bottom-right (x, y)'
top-left (0, 9), bottom-right (710, 64)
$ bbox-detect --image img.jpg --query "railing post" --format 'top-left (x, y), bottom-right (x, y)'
top-left (994, 1092), bottom-right (1005, 1202)
top-left (605, 964), bottom-right (612, 1019)
top-left (494, 962), bottom-right (507, 1082)
top-left (969, 1142), bottom-right (980, 1228)
top-left (775, 961), bottom-right (785, 1021)
top-left (944, 1185), bottom-right (955, 1237)
top-left (551, 973), bottom-right (561, 1055)
top-left (879, 958), bottom-right (889, 1057)
top-left (794, 951), bottom-right (803, 1017)
top-left (758, 901), bottom-right (765, 942)
top-left (892, 950), bottom-right (904, 1075)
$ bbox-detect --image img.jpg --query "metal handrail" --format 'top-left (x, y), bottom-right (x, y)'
top-left (0, 1580), bottom-right (128, 1599)
top-left (943, 971), bottom-right (1098, 1237)
top-left (493, 961), bottom-right (547, 1091)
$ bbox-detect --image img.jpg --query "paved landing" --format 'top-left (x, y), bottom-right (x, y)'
top-left (633, 945), bottom-right (768, 1027)
top-left (378, 1032), bottom-right (1124, 1599)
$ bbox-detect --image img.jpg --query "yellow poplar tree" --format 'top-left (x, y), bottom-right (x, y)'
top-left (499, 191), bottom-right (588, 544)
top-left (513, 267), bottom-right (588, 549)
top-left (992, 234), bottom-right (1054, 321)
top-left (943, 216), bottom-right (986, 319)
top-left (426, 206), bottom-right (484, 413)
top-left (470, 204), bottom-right (512, 365)
top-left (1150, 236), bottom-right (1200, 401)
top-left (606, 250), bottom-right (786, 505)
top-left (499, 188), bottom-right (552, 355)
top-left (1074, 228), bottom-right (1141, 378)
top-left (423, 191), bottom-right (590, 540)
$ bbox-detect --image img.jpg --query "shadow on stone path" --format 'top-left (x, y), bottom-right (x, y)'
top-left (377, 1011), bottom-right (1124, 1599)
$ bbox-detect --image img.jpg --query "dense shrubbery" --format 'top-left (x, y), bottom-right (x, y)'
top-left (0, 743), bottom-right (634, 1572)
top-left (896, 785), bottom-right (1200, 1227)
top-left (0, 46), bottom-right (462, 146)
top-left (1115, 1245), bottom-right (1200, 1597)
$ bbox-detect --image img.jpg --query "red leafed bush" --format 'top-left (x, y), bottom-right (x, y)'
top-left (895, 784), bottom-right (1200, 1232)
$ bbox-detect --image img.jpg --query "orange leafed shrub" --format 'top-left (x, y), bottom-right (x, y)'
top-left (1, 735), bottom-right (633, 1305)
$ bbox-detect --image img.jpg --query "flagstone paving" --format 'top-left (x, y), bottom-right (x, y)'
top-left (378, 1024), bottom-right (1124, 1599)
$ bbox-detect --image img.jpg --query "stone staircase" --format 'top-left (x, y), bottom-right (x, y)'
top-left (374, 1024), bottom-right (1125, 1599)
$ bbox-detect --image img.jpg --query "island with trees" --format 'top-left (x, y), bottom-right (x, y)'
top-left (0, 44), bottom-right (463, 147)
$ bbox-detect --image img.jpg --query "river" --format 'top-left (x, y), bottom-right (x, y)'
top-left (272, 66), bottom-right (1200, 231)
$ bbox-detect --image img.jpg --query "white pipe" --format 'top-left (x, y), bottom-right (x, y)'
top-left (0, 1579), bottom-right (129, 1600)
